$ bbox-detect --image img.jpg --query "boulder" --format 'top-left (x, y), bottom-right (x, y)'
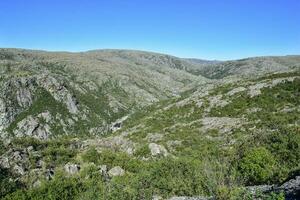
top-left (149, 143), bottom-right (168, 157)
top-left (33, 180), bottom-right (42, 188)
top-left (278, 176), bottom-right (300, 199)
top-left (108, 166), bottom-right (125, 177)
top-left (0, 157), bottom-right (10, 168)
top-left (64, 163), bottom-right (80, 174)
top-left (13, 164), bottom-right (25, 175)
top-left (45, 168), bottom-right (55, 180)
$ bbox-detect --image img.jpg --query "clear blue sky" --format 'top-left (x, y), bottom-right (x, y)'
top-left (0, 0), bottom-right (299, 60)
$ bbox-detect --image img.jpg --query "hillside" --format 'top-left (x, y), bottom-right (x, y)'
top-left (0, 49), bottom-right (299, 200)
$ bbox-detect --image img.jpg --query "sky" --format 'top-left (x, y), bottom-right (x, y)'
top-left (0, 0), bottom-right (299, 60)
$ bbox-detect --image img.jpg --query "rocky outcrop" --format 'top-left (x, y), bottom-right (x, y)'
top-left (200, 117), bottom-right (245, 134)
top-left (110, 115), bottom-right (128, 132)
top-left (0, 77), bottom-right (36, 132)
top-left (0, 148), bottom-right (33, 176)
top-left (83, 135), bottom-right (136, 155)
top-left (13, 115), bottom-right (52, 140)
top-left (206, 94), bottom-right (229, 112)
top-left (278, 176), bottom-right (300, 199)
top-left (226, 86), bottom-right (246, 96)
top-left (37, 74), bottom-right (78, 114)
top-left (248, 77), bottom-right (298, 98)
top-left (16, 88), bottom-right (33, 108)
top-left (248, 82), bottom-right (269, 97)
top-left (246, 176), bottom-right (300, 199)
top-left (0, 98), bottom-right (9, 132)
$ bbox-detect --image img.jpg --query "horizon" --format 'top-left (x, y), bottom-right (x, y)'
top-left (2, 47), bottom-right (300, 61)
top-left (1, 0), bottom-right (300, 60)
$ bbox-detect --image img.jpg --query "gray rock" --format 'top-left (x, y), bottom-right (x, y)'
top-left (33, 180), bottom-right (42, 188)
top-left (26, 146), bottom-right (34, 152)
top-left (108, 166), bottom-right (125, 177)
top-left (36, 160), bottom-right (45, 168)
top-left (13, 116), bottom-right (51, 140)
top-left (226, 86), bottom-right (246, 96)
top-left (0, 157), bottom-right (10, 168)
top-left (149, 143), bottom-right (168, 157)
top-left (248, 82), bottom-right (268, 97)
top-left (99, 165), bottom-right (107, 175)
top-left (206, 94), bottom-right (229, 112)
top-left (13, 164), bottom-right (26, 175)
top-left (0, 76), bottom-right (37, 132)
top-left (37, 111), bottom-right (52, 123)
top-left (152, 195), bottom-right (163, 200)
top-left (14, 116), bottom-right (39, 137)
top-left (200, 117), bottom-right (245, 134)
top-left (86, 135), bottom-right (136, 155)
top-left (146, 133), bottom-right (163, 142)
top-left (45, 168), bottom-right (55, 180)
top-left (0, 98), bottom-right (15, 132)
top-left (246, 184), bottom-right (275, 195)
top-left (278, 176), bottom-right (300, 198)
top-left (16, 88), bottom-right (32, 108)
top-left (37, 75), bottom-right (78, 114)
top-left (110, 115), bottom-right (128, 132)
top-left (248, 77), bottom-right (297, 98)
top-left (168, 197), bottom-right (212, 200)
top-left (246, 176), bottom-right (300, 199)
top-left (0, 149), bottom-right (30, 171)
top-left (64, 163), bottom-right (80, 174)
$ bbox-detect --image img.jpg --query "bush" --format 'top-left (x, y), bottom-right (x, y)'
top-left (239, 147), bottom-right (276, 185)
top-left (4, 174), bottom-right (85, 200)
top-left (0, 167), bottom-right (21, 198)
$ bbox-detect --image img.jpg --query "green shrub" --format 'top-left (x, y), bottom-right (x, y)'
top-left (4, 174), bottom-right (85, 200)
top-left (0, 167), bottom-right (22, 198)
top-left (239, 147), bottom-right (276, 185)
top-left (133, 144), bottom-right (151, 157)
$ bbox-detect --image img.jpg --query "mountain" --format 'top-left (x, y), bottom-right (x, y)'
top-left (0, 48), bottom-right (208, 139)
top-left (0, 48), bottom-right (299, 200)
